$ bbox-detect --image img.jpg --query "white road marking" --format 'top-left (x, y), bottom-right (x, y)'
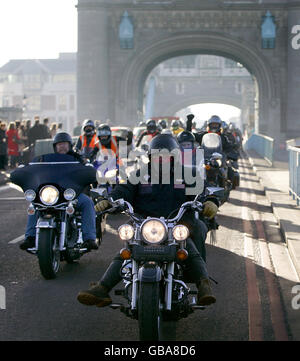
top-left (8, 235), bottom-right (25, 244)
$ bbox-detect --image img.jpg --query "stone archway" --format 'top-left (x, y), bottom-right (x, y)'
top-left (116, 31), bottom-right (278, 137)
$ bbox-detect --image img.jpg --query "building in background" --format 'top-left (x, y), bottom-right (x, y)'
top-left (0, 53), bottom-right (76, 133)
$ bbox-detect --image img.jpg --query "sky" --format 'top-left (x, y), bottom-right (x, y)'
top-left (0, 0), bottom-right (78, 67)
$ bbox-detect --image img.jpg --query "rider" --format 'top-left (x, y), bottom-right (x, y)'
top-left (136, 119), bottom-right (160, 148)
top-left (177, 130), bottom-right (198, 172)
top-left (228, 122), bottom-right (243, 151)
top-left (96, 124), bottom-right (127, 167)
top-left (19, 132), bottom-right (99, 251)
top-left (75, 119), bottom-right (100, 162)
top-left (158, 118), bottom-right (168, 130)
top-left (77, 134), bottom-right (218, 308)
top-left (194, 115), bottom-right (236, 155)
top-left (171, 119), bottom-right (184, 136)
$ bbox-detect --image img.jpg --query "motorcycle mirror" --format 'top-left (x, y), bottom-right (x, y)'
top-left (205, 186), bottom-right (225, 198)
top-left (90, 187), bottom-right (108, 199)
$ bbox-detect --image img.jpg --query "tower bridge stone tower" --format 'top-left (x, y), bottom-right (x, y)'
top-left (77, 0), bottom-right (300, 141)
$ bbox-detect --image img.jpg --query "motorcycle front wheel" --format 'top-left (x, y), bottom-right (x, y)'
top-left (138, 282), bottom-right (160, 341)
top-left (38, 228), bottom-right (60, 280)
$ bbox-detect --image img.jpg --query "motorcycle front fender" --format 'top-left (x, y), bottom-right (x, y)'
top-left (35, 216), bottom-right (57, 250)
top-left (138, 263), bottom-right (162, 283)
top-left (36, 216), bottom-right (56, 229)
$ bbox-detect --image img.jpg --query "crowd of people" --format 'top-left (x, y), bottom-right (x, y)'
top-left (0, 116), bottom-right (63, 170)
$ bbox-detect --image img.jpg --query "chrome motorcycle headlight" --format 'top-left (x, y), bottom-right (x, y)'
top-left (24, 189), bottom-right (36, 202)
top-left (173, 225), bottom-right (189, 242)
top-left (64, 188), bottom-right (76, 201)
top-left (39, 186), bottom-right (59, 206)
top-left (141, 219), bottom-right (167, 244)
top-left (118, 224), bottom-right (135, 241)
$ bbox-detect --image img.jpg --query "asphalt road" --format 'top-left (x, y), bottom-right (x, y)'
top-left (0, 155), bottom-right (300, 341)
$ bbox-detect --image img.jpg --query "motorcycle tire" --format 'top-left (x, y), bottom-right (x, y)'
top-left (38, 228), bottom-right (60, 280)
top-left (138, 282), bottom-right (160, 341)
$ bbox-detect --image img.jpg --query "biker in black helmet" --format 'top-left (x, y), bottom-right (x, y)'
top-left (193, 115), bottom-right (236, 155)
top-left (97, 124), bottom-right (112, 146)
top-left (158, 118), bottom-right (167, 129)
top-left (20, 131), bottom-right (98, 251)
top-left (75, 119), bottom-right (99, 162)
top-left (177, 130), bottom-right (196, 150)
top-left (136, 119), bottom-right (160, 148)
top-left (77, 133), bottom-right (219, 308)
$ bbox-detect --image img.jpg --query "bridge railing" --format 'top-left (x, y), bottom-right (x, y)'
top-left (244, 133), bottom-right (274, 165)
top-left (287, 144), bottom-right (300, 206)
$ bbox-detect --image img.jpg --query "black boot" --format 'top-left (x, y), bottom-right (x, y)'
top-left (197, 278), bottom-right (216, 306)
top-left (83, 239), bottom-right (99, 251)
top-left (19, 236), bottom-right (35, 250)
top-left (77, 282), bottom-right (112, 307)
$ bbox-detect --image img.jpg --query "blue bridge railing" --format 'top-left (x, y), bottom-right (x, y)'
top-left (288, 145), bottom-right (300, 206)
top-left (244, 133), bottom-right (274, 165)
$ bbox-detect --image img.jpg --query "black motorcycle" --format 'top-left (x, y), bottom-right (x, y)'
top-left (10, 153), bottom-right (105, 280)
top-left (201, 132), bottom-right (232, 204)
top-left (97, 188), bottom-right (223, 341)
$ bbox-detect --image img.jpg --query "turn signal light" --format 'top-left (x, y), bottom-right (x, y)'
top-left (66, 205), bottom-right (75, 215)
top-left (120, 248), bottom-right (131, 260)
top-left (176, 249), bottom-right (188, 261)
top-left (27, 205), bottom-right (35, 215)
top-left (205, 164), bottom-right (211, 170)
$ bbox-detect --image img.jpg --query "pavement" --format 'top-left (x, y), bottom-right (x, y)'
top-left (245, 147), bottom-right (300, 280)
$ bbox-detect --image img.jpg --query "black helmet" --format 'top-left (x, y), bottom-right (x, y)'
top-left (171, 119), bottom-right (180, 129)
top-left (82, 119), bottom-right (95, 136)
top-left (177, 130), bottom-right (195, 144)
top-left (97, 124), bottom-right (111, 146)
top-left (149, 134), bottom-right (180, 152)
top-left (158, 119), bottom-right (167, 129)
top-left (149, 134), bottom-right (180, 164)
top-left (146, 119), bottom-right (157, 134)
top-left (52, 132), bottom-right (73, 152)
top-left (207, 115), bottom-right (222, 133)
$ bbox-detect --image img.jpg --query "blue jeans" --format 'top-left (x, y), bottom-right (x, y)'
top-left (25, 193), bottom-right (96, 241)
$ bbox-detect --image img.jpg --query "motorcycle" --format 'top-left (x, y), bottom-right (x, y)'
top-left (225, 151), bottom-right (240, 190)
top-left (97, 187), bottom-right (223, 341)
top-left (201, 133), bottom-right (231, 204)
top-left (93, 154), bottom-right (120, 193)
top-left (10, 153), bottom-right (105, 280)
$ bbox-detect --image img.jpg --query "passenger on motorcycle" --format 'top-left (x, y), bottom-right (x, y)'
top-left (77, 134), bottom-right (218, 308)
top-left (19, 132), bottom-right (99, 251)
top-left (75, 119), bottom-right (100, 162)
top-left (136, 119), bottom-right (160, 148)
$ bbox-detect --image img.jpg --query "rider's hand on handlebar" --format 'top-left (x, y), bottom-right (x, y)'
top-left (203, 201), bottom-right (218, 219)
top-left (95, 199), bottom-right (111, 212)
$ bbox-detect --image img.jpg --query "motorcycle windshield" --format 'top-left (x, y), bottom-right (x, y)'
top-left (201, 133), bottom-right (223, 158)
top-left (10, 153), bottom-right (97, 195)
